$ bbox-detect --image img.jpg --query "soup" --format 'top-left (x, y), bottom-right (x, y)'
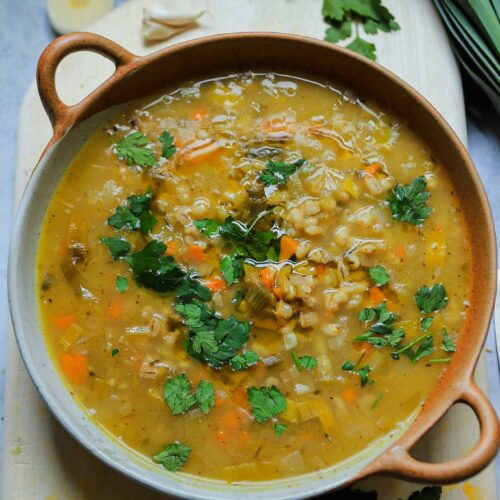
top-left (37, 73), bottom-right (471, 481)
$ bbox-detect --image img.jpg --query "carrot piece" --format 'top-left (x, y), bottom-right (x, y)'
top-left (355, 341), bottom-right (374, 354)
top-left (184, 244), bottom-right (206, 263)
top-left (369, 286), bottom-right (385, 306)
top-left (258, 267), bottom-right (275, 290)
top-left (53, 315), bottom-right (75, 330)
top-left (190, 108), bottom-right (208, 121)
top-left (60, 352), bottom-right (88, 384)
top-left (165, 240), bottom-right (178, 256)
top-left (58, 241), bottom-right (68, 258)
top-left (434, 224), bottom-right (443, 232)
top-left (272, 287), bottom-right (284, 300)
top-left (215, 390), bottom-right (227, 407)
top-left (279, 235), bottom-right (300, 261)
top-left (231, 386), bottom-right (248, 407)
top-left (262, 118), bottom-right (288, 133)
top-left (215, 429), bottom-right (229, 444)
top-left (315, 264), bottom-right (327, 275)
top-left (394, 245), bottom-right (406, 261)
top-left (341, 388), bottom-right (356, 404)
top-left (365, 163), bottom-right (380, 176)
top-left (107, 296), bottom-right (124, 318)
top-left (204, 276), bottom-right (227, 292)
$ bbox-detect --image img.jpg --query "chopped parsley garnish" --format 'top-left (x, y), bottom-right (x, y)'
top-left (220, 251), bottom-right (245, 286)
top-left (356, 301), bottom-right (403, 348)
top-left (107, 189), bottom-right (157, 233)
top-left (371, 394), bottom-right (383, 410)
top-left (175, 271), bottom-right (212, 303)
top-left (322, 0), bottom-right (400, 61)
top-left (247, 385), bottom-right (287, 423)
top-left (342, 359), bottom-right (372, 387)
top-left (291, 351), bottom-right (317, 371)
top-left (100, 237), bottom-right (131, 260)
top-left (163, 374), bottom-right (197, 415)
top-left (159, 130), bottom-right (177, 159)
top-left (153, 442), bottom-right (191, 472)
top-left (175, 300), bottom-right (251, 368)
top-left (115, 275), bottom-right (128, 293)
top-left (125, 240), bottom-right (186, 293)
top-left (111, 348), bottom-right (119, 357)
top-left (368, 265), bottom-right (390, 286)
top-left (274, 423), bottom-right (288, 436)
top-left (386, 176), bottom-right (431, 226)
top-left (163, 374), bottom-right (214, 415)
top-left (230, 351), bottom-right (261, 371)
top-left (421, 316), bottom-right (434, 331)
top-left (116, 131), bottom-right (158, 167)
top-left (194, 380), bottom-right (215, 415)
top-left (391, 333), bottom-right (435, 364)
top-left (415, 284), bottom-right (448, 313)
top-left (441, 328), bottom-right (456, 353)
top-left (258, 159), bottom-right (306, 186)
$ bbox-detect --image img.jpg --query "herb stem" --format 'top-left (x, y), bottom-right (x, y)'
top-left (392, 333), bottom-right (431, 356)
top-left (428, 358), bottom-right (450, 364)
top-left (371, 394), bottom-right (383, 410)
top-left (247, 208), bottom-right (275, 233)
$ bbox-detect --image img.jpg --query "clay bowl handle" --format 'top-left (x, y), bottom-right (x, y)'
top-left (37, 32), bottom-right (136, 133)
top-left (379, 379), bottom-right (499, 483)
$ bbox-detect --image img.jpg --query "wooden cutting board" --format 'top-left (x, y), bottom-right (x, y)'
top-left (2, 1), bottom-right (497, 498)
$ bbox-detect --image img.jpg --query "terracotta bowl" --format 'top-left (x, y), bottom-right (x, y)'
top-left (8, 32), bottom-right (499, 499)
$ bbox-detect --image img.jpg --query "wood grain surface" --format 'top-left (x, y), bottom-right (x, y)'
top-left (2, 1), bottom-right (496, 498)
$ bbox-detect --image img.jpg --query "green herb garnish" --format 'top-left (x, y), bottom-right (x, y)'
top-left (115, 275), bottom-right (128, 293)
top-left (247, 386), bottom-right (287, 423)
top-left (258, 159), bottom-right (306, 186)
top-left (159, 130), bottom-right (177, 159)
top-left (153, 442), bottom-right (191, 472)
top-left (100, 237), bottom-right (131, 260)
top-left (341, 356), bottom-right (372, 387)
top-left (291, 351), bottom-right (317, 371)
top-left (274, 423), bottom-right (288, 436)
top-left (107, 189), bottom-right (157, 233)
top-left (111, 348), bottom-right (120, 357)
top-left (421, 317), bottom-right (434, 331)
top-left (355, 301), bottom-right (403, 348)
top-left (368, 265), bottom-right (390, 286)
top-left (194, 380), bottom-right (215, 415)
top-left (415, 284), bottom-right (448, 313)
top-left (116, 131), bottom-right (158, 167)
top-left (163, 374), bottom-right (197, 415)
top-left (230, 351), bottom-right (261, 371)
top-left (441, 328), bottom-right (456, 353)
top-left (391, 333), bottom-right (435, 364)
top-left (387, 176), bottom-right (431, 226)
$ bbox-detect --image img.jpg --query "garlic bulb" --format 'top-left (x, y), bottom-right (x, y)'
top-left (47, 0), bottom-right (114, 34)
top-left (142, 6), bottom-right (205, 42)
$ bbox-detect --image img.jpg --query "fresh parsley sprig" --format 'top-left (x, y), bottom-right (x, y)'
top-left (153, 442), bottom-right (191, 472)
top-left (387, 176), bottom-right (431, 226)
top-left (107, 188), bottom-right (157, 233)
top-left (258, 159), bottom-right (306, 186)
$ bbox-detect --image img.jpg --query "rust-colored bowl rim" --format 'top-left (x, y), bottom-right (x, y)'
top-left (8, 31), bottom-right (499, 498)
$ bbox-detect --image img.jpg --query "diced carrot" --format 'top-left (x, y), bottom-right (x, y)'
top-left (164, 240), bottom-right (178, 256)
top-left (272, 287), bottom-right (284, 300)
top-left (369, 286), bottom-right (385, 306)
top-left (394, 245), bottom-right (406, 261)
top-left (315, 264), bottom-right (327, 275)
top-left (258, 267), bottom-right (275, 290)
top-left (262, 118), bottom-right (288, 133)
top-left (220, 408), bottom-right (244, 432)
top-left (107, 296), bottom-right (124, 318)
top-left (205, 276), bottom-right (227, 292)
top-left (60, 352), bottom-right (88, 384)
top-left (215, 429), bottom-right (229, 444)
top-left (190, 108), bottom-right (208, 121)
top-left (231, 386), bottom-right (248, 407)
top-left (279, 235), bottom-right (300, 261)
top-left (341, 388), bottom-right (356, 404)
top-left (53, 315), bottom-right (75, 330)
top-left (355, 341), bottom-right (374, 354)
top-left (184, 244), bottom-right (206, 263)
top-left (365, 163), bottom-right (380, 176)
top-left (434, 224), bottom-right (443, 232)
top-left (215, 390), bottom-right (227, 407)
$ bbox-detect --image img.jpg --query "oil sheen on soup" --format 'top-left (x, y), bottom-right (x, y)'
top-left (37, 73), bottom-right (471, 481)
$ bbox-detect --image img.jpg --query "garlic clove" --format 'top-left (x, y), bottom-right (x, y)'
top-left (142, 7), bottom-right (205, 42)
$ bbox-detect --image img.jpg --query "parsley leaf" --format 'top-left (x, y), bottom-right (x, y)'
top-left (346, 37), bottom-right (377, 60)
top-left (194, 380), bottom-right (215, 415)
top-left (414, 335), bottom-right (435, 362)
top-left (247, 385), bottom-right (287, 423)
top-left (193, 219), bottom-right (222, 237)
top-left (163, 374), bottom-right (197, 415)
top-left (325, 20), bottom-right (352, 43)
top-left (116, 275), bottom-right (128, 293)
top-left (421, 317), bottom-right (434, 331)
top-left (220, 251), bottom-right (245, 285)
top-left (125, 240), bottom-right (186, 293)
top-left (356, 302), bottom-right (403, 348)
top-left (292, 352), bottom-right (317, 371)
top-left (107, 207), bottom-right (140, 231)
top-left (108, 189), bottom-right (157, 233)
top-left (100, 237), bottom-right (131, 260)
top-left (441, 328), bottom-right (456, 353)
top-left (230, 351), bottom-right (261, 371)
top-left (176, 271), bottom-right (211, 303)
top-left (153, 442), bottom-right (191, 472)
top-left (176, 300), bottom-right (251, 368)
top-left (274, 423), bottom-right (288, 436)
top-left (387, 176), bottom-right (431, 226)
top-left (342, 360), bottom-right (372, 386)
top-left (259, 159), bottom-right (306, 186)
top-left (116, 131), bottom-right (158, 167)
top-left (408, 485), bottom-right (442, 500)
top-left (368, 265), bottom-right (390, 286)
top-left (415, 284), bottom-right (448, 313)
top-left (111, 348), bottom-right (119, 356)
top-left (159, 130), bottom-right (177, 159)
